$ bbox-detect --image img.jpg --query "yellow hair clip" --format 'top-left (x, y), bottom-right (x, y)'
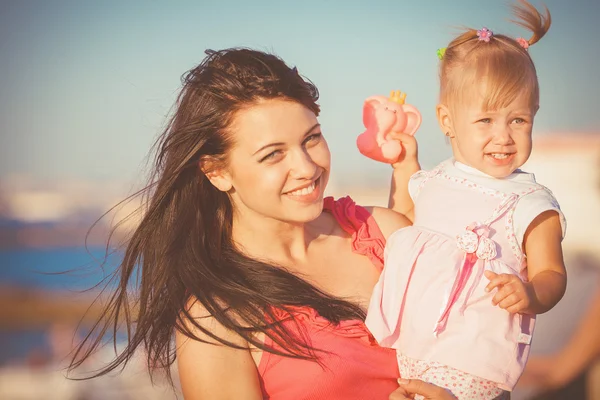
top-left (437, 47), bottom-right (446, 60)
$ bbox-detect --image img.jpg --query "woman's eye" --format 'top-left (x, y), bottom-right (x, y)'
top-left (304, 133), bottom-right (322, 144)
top-left (259, 133), bottom-right (322, 162)
top-left (260, 150), bottom-right (282, 163)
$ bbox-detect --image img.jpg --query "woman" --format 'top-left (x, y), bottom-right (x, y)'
top-left (70, 47), bottom-right (455, 400)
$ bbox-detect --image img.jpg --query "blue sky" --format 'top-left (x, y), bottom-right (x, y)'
top-left (0, 0), bottom-right (598, 187)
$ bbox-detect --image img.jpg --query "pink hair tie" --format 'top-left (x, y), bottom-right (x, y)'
top-left (516, 37), bottom-right (530, 50)
top-left (476, 27), bottom-right (493, 42)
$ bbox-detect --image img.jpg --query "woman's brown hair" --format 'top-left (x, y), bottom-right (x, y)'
top-left (69, 48), bottom-right (364, 384)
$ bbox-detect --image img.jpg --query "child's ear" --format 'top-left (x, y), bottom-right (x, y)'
top-left (200, 156), bottom-right (233, 192)
top-left (436, 104), bottom-right (455, 138)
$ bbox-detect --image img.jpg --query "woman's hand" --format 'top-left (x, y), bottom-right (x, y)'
top-left (518, 354), bottom-right (569, 390)
top-left (389, 378), bottom-right (457, 400)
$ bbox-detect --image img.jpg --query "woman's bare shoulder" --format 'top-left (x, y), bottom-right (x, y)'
top-left (362, 206), bottom-right (411, 240)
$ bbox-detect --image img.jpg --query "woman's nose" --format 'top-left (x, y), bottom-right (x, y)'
top-left (290, 148), bottom-right (317, 179)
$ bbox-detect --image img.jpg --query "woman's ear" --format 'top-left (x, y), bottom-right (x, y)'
top-left (436, 103), bottom-right (455, 138)
top-left (200, 156), bottom-right (233, 192)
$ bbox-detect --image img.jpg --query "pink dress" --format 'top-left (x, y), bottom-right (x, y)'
top-left (258, 196), bottom-right (400, 399)
top-left (366, 159), bottom-right (566, 396)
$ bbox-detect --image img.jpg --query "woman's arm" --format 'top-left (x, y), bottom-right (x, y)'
top-left (175, 299), bottom-right (263, 400)
top-left (519, 284), bottom-right (600, 389)
top-left (387, 132), bottom-right (420, 222)
top-left (556, 286), bottom-right (600, 378)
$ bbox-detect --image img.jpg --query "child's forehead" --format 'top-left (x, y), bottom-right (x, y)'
top-left (452, 79), bottom-right (537, 113)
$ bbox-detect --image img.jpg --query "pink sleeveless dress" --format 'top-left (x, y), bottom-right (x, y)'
top-left (366, 159), bottom-right (566, 396)
top-left (258, 196), bottom-right (399, 399)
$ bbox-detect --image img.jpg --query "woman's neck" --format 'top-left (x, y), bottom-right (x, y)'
top-left (231, 208), bottom-right (330, 266)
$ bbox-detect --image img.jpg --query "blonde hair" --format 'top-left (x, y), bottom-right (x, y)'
top-left (439, 0), bottom-right (551, 111)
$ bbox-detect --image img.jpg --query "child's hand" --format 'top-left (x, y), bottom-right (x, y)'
top-left (387, 132), bottom-right (419, 170)
top-left (484, 270), bottom-right (536, 314)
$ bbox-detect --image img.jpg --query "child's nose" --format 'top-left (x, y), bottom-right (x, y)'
top-left (493, 127), bottom-right (514, 145)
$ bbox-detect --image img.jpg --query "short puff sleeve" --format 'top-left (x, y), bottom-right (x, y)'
top-left (513, 188), bottom-right (567, 251)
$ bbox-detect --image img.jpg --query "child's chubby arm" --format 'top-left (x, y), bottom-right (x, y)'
top-left (387, 132), bottom-right (420, 223)
top-left (485, 210), bottom-right (566, 315)
top-left (521, 210), bottom-right (567, 313)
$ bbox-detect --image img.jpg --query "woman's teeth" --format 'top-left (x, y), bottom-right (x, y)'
top-left (288, 182), bottom-right (316, 196)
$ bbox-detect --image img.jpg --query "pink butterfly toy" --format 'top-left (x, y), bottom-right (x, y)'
top-left (356, 90), bottom-right (422, 164)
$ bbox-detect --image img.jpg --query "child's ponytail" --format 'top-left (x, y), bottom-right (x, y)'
top-left (510, 0), bottom-right (551, 47)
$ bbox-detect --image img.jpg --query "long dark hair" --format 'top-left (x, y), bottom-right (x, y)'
top-left (69, 48), bottom-right (364, 384)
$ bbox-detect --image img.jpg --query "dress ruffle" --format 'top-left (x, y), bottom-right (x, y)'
top-left (323, 196), bottom-right (385, 271)
top-left (269, 306), bottom-right (374, 342)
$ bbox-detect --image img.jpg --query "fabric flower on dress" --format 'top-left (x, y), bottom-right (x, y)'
top-left (477, 27), bottom-right (493, 42)
top-left (475, 236), bottom-right (497, 260)
top-left (456, 224), bottom-right (497, 261)
top-left (456, 230), bottom-right (479, 253)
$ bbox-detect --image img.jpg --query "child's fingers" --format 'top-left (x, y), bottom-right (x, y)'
top-left (497, 293), bottom-right (521, 310)
top-left (485, 272), bottom-right (513, 293)
top-left (505, 301), bottom-right (526, 314)
top-left (388, 131), bottom-right (417, 144)
top-left (484, 270), bottom-right (497, 279)
top-left (491, 283), bottom-right (516, 305)
top-left (387, 132), bottom-right (418, 155)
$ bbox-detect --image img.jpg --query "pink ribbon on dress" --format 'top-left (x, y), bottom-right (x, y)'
top-left (433, 224), bottom-right (495, 336)
top-left (433, 194), bottom-right (518, 337)
top-left (433, 252), bottom-right (478, 335)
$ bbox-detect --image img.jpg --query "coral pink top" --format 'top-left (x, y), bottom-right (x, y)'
top-left (258, 196), bottom-right (399, 399)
